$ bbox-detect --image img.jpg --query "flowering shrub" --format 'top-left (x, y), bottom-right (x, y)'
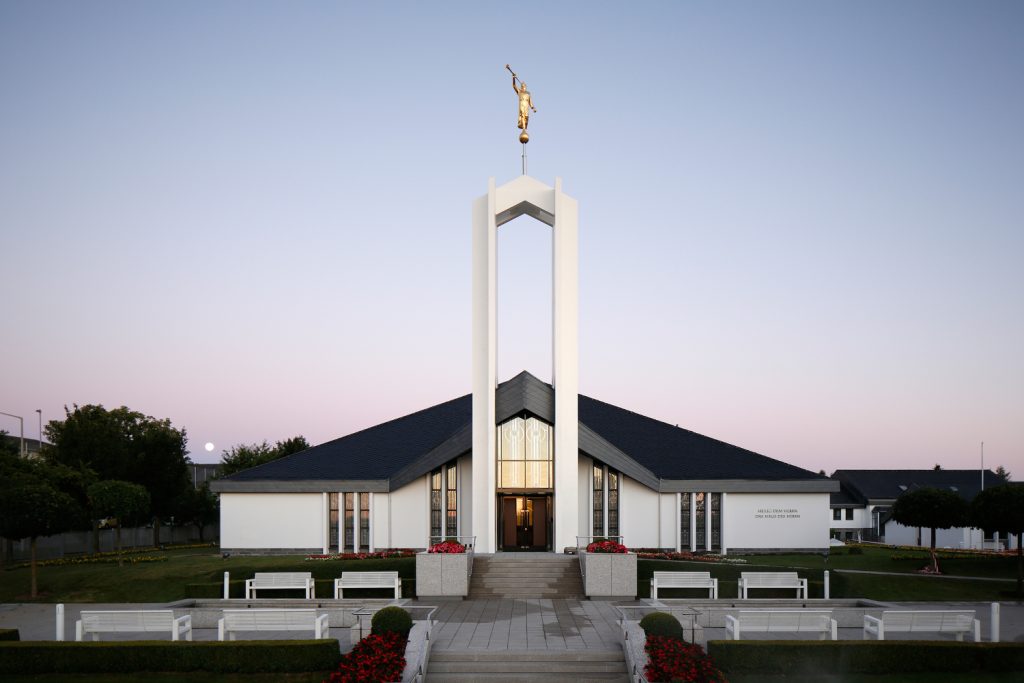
top-left (306, 549), bottom-right (416, 561)
top-left (428, 540), bottom-right (466, 554)
top-left (14, 554), bottom-right (168, 569)
top-left (635, 550), bottom-right (747, 564)
top-left (644, 634), bottom-right (727, 683)
top-left (325, 630), bottom-right (407, 683)
top-left (586, 539), bottom-right (628, 554)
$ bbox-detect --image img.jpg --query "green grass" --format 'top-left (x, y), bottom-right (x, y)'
top-left (730, 674), bottom-right (1020, 683)
top-left (0, 546), bottom-right (416, 602)
top-left (637, 545), bottom-right (1021, 601)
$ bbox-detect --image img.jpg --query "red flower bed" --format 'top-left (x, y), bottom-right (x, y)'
top-left (586, 539), bottom-right (628, 554)
top-left (325, 630), bottom-right (407, 683)
top-left (644, 634), bottom-right (727, 683)
top-left (428, 540), bottom-right (466, 554)
top-left (306, 549), bottom-right (417, 561)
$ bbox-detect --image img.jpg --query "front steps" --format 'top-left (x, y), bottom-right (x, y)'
top-left (425, 649), bottom-right (629, 682)
top-left (469, 554), bottom-right (585, 599)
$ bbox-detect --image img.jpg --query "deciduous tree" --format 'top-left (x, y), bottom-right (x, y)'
top-left (88, 480), bottom-right (150, 566)
top-left (890, 487), bottom-right (969, 551)
top-left (0, 473), bottom-right (77, 597)
top-left (218, 436), bottom-right (310, 477)
top-left (45, 404), bottom-right (190, 546)
top-left (971, 484), bottom-right (1024, 596)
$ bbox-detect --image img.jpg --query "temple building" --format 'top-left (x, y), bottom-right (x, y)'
top-left (212, 176), bottom-right (837, 554)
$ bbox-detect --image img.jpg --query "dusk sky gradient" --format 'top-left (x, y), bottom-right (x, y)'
top-left (2, 1), bottom-right (1021, 477)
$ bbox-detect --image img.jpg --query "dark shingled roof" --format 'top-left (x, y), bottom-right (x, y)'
top-left (218, 372), bottom-right (824, 487)
top-left (225, 393), bottom-right (471, 481)
top-left (832, 469), bottom-right (1004, 503)
top-left (577, 395), bottom-right (822, 481)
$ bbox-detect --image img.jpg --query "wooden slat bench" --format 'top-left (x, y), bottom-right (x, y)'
top-left (244, 572), bottom-right (316, 599)
top-left (725, 610), bottom-right (837, 640)
top-left (75, 610), bottom-right (192, 641)
top-left (650, 571), bottom-right (718, 599)
top-left (738, 571), bottom-right (808, 599)
top-left (217, 608), bottom-right (329, 641)
top-left (863, 610), bottom-right (980, 642)
top-left (334, 571), bottom-right (402, 599)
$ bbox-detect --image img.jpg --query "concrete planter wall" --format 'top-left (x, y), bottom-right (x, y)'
top-left (580, 551), bottom-right (637, 599)
top-left (416, 552), bottom-right (471, 597)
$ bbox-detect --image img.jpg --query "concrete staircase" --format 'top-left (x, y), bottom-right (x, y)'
top-left (425, 649), bottom-right (629, 682)
top-left (468, 554), bottom-right (585, 599)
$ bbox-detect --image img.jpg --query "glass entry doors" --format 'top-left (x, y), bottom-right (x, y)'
top-left (500, 495), bottom-right (551, 551)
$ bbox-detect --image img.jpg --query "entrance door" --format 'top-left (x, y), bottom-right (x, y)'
top-left (500, 495), bottom-right (550, 551)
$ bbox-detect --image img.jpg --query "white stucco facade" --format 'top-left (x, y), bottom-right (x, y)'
top-left (221, 493), bottom-right (324, 550)
top-left (724, 493), bottom-right (831, 552)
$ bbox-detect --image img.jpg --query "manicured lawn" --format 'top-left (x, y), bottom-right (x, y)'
top-left (637, 545), bottom-right (1019, 601)
top-left (0, 546), bottom-right (416, 603)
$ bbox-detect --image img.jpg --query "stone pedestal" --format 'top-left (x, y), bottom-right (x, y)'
top-left (581, 551), bottom-right (637, 598)
top-left (416, 552), bottom-right (471, 597)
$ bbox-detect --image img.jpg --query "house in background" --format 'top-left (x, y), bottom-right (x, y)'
top-left (828, 469), bottom-right (1015, 549)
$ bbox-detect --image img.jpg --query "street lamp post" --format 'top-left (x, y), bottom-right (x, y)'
top-left (0, 411), bottom-right (25, 457)
top-left (36, 409), bottom-right (42, 452)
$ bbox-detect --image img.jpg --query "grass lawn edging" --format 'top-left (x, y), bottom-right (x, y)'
top-left (707, 641), bottom-right (1024, 676)
top-left (0, 640), bottom-right (341, 675)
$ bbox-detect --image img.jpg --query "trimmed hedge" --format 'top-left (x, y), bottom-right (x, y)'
top-left (0, 628), bottom-right (20, 641)
top-left (372, 606), bottom-right (413, 638)
top-left (708, 640), bottom-right (1024, 675)
top-left (0, 639), bottom-right (341, 675)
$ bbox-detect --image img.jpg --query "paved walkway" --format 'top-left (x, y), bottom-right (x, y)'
top-left (430, 598), bottom-right (626, 651)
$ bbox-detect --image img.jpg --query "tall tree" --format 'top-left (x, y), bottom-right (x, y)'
top-left (971, 484), bottom-right (1024, 596)
top-left (88, 480), bottom-right (150, 566)
top-left (890, 487), bottom-right (969, 551)
top-left (45, 404), bottom-right (190, 546)
top-left (173, 483), bottom-right (219, 542)
top-left (995, 465), bottom-right (1012, 482)
top-left (218, 436), bottom-right (309, 477)
top-left (0, 472), bottom-right (77, 597)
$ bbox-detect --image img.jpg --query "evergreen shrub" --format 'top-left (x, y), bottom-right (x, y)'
top-left (371, 606), bottom-right (413, 638)
top-left (639, 611), bottom-right (683, 640)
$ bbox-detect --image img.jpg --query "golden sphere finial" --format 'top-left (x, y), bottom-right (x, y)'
top-left (519, 131), bottom-right (529, 144)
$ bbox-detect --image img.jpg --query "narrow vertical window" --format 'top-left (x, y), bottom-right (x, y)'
top-left (344, 493), bottom-right (354, 551)
top-left (446, 463), bottom-right (458, 538)
top-left (710, 492), bottom-right (721, 551)
top-left (695, 492), bottom-right (707, 551)
top-left (329, 493), bottom-right (339, 552)
top-left (680, 492), bottom-right (691, 550)
top-left (607, 470), bottom-right (619, 538)
top-left (592, 465), bottom-right (604, 537)
top-left (359, 492), bottom-right (370, 548)
top-left (430, 470), bottom-right (442, 541)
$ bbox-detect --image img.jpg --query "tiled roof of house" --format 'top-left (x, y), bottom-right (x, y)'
top-left (832, 469), bottom-right (1004, 503)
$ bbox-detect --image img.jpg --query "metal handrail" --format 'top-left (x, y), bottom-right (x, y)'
top-left (576, 535), bottom-right (624, 548)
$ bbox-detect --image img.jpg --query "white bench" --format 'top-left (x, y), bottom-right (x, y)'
top-left (218, 608), bottom-right (329, 641)
top-left (725, 610), bottom-right (837, 640)
top-left (738, 571), bottom-right (807, 599)
top-left (75, 610), bottom-right (192, 641)
top-left (245, 572), bottom-right (316, 599)
top-left (650, 571), bottom-right (718, 599)
top-left (334, 571), bottom-right (402, 599)
top-left (863, 610), bottom-right (980, 642)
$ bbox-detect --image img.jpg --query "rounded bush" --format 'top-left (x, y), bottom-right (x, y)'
top-left (371, 606), bottom-right (413, 638)
top-left (639, 612), bottom-right (683, 640)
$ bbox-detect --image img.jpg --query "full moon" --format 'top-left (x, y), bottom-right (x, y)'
top-left (204, 442), bottom-right (215, 452)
